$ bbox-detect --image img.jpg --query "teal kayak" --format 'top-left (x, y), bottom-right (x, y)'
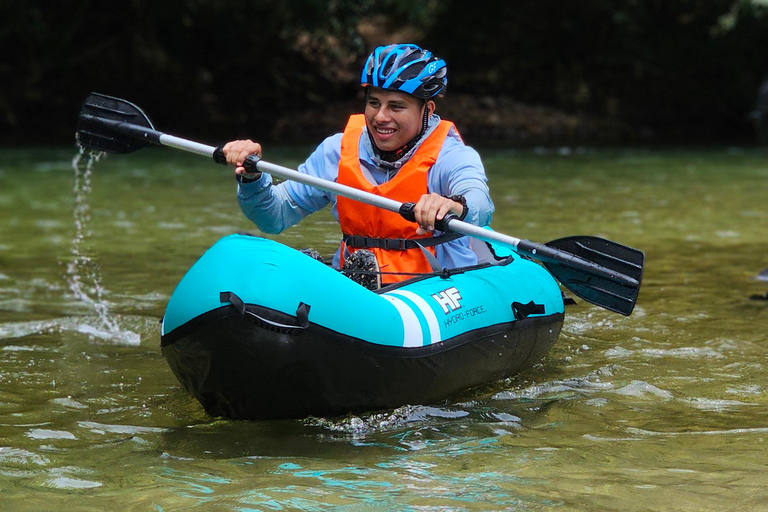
top-left (161, 233), bottom-right (565, 420)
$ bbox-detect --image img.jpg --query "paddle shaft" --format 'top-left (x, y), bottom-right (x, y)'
top-left (250, 160), bottom-right (640, 286)
top-left (82, 114), bottom-right (638, 287)
top-left (243, 164), bottom-right (639, 288)
top-left (237, 159), bottom-right (638, 289)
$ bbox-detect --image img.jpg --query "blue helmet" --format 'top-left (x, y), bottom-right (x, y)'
top-left (361, 44), bottom-right (447, 99)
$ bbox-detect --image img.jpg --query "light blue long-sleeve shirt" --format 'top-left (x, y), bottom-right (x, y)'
top-left (237, 115), bottom-right (494, 269)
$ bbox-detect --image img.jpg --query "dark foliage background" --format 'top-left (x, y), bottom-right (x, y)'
top-left (2, 0), bottom-right (767, 146)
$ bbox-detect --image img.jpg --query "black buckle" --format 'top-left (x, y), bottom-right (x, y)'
top-left (383, 238), bottom-right (412, 250)
top-left (346, 234), bottom-right (414, 251)
top-left (345, 235), bottom-right (367, 248)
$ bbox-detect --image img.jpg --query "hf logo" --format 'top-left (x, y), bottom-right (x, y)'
top-left (431, 287), bottom-right (462, 314)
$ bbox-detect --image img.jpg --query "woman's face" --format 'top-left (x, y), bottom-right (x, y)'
top-left (364, 88), bottom-right (434, 152)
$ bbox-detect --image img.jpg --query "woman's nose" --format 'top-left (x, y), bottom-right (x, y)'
top-left (374, 107), bottom-right (391, 122)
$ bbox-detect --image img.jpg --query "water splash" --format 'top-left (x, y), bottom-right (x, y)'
top-left (66, 148), bottom-right (139, 345)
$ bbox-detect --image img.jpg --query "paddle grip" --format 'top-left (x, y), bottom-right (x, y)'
top-left (398, 202), bottom-right (458, 232)
top-left (213, 146), bottom-right (227, 165)
top-left (243, 155), bottom-right (261, 174)
top-left (435, 213), bottom-right (459, 232)
top-left (399, 202), bottom-right (417, 222)
top-left (212, 147), bottom-right (262, 176)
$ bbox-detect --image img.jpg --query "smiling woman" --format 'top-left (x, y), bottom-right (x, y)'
top-left (223, 43), bottom-right (495, 290)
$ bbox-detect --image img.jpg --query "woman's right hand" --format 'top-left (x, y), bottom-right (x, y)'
top-left (222, 139), bottom-right (263, 178)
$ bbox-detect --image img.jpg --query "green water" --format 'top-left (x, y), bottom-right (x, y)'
top-left (1, 145), bottom-right (767, 510)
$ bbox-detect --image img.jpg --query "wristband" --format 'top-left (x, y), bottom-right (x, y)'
top-left (445, 194), bottom-right (468, 220)
top-left (237, 172), bottom-right (261, 183)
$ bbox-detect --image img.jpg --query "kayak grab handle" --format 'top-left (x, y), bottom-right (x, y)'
top-left (220, 292), bottom-right (310, 333)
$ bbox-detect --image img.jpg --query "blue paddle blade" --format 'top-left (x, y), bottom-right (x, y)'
top-left (543, 236), bottom-right (644, 316)
top-left (77, 93), bottom-right (155, 154)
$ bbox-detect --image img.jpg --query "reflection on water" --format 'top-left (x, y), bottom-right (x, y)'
top-left (0, 147), bottom-right (767, 510)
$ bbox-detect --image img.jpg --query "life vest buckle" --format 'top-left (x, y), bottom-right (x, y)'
top-left (384, 238), bottom-right (410, 251)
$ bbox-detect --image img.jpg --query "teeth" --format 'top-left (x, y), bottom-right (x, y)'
top-left (376, 127), bottom-right (395, 134)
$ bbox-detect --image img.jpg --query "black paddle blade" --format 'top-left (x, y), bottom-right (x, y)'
top-left (544, 236), bottom-right (645, 316)
top-left (77, 93), bottom-right (155, 154)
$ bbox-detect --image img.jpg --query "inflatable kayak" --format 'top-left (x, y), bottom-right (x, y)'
top-left (160, 233), bottom-right (565, 420)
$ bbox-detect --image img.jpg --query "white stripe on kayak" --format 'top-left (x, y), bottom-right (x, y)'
top-left (388, 290), bottom-right (441, 345)
top-left (381, 295), bottom-right (423, 347)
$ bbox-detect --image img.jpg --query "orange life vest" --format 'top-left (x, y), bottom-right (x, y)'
top-left (337, 114), bottom-right (457, 285)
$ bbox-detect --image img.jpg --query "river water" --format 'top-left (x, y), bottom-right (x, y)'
top-left (1, 145), bottom-right (767, 510)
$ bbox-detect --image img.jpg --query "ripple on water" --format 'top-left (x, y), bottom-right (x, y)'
top-left (0, 316), bottom-right (146, 346)
top-left (306, 405), bottom-right (453, 436)
top-left (158, 222), bottom-right (188, 230)
top-left (303, 404), bottom-right (479, 448)
top-left (111, 220), bottom-right (135, 229)
top-left (77, 420), bottom-right (168, 436)
top-left (684, 397), bottom-right (757, 412)
top-left (605, 345), bottom-right (723, 359)
top-left (0, 298), bottom-right (36, 314)
top-left (26, 429), bottom-right (78, 441)
top-left (493, 367), bottom-right (617, 401)
top-left (0, 447), bottom-right (49, 466)
top-left (44, 468), bottom-right (102, 489)
top-left (52, 397), bottom-right (89, 411)
top-left (74, 323), bottom-right (140, 346)
top-left (725, 384), bottom-right (764, 396)
top-left (613, 380), bottom-right (673, 399)
top-left (33, 219), bottom-right (65, 230)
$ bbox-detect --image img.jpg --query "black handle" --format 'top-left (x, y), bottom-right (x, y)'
top-left (399, 202), bottom-right (416, 222)
top-left (246, 306), bottom-right (310, 331)
top-left (435, 213), bottom-right (458, 232)
top-left (243, 154), bottom-right (261, 174)
top-left (398, 202), bottom-right (457, 232)
top-left (220, 292), bottom-right (310, 331)
top-left (212, 147), bottom-right (262, 175)
top-left (213, 146), bottom-right (227, 164)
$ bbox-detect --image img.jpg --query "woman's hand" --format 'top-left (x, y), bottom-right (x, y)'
top-left (222, 139), bottom-right (262, 178)
top-left (413, 193), bottom-right (464, 235)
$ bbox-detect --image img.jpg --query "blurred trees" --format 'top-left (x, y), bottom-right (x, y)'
top-left (2, 0), bottom-right (767, 146)
top-left (1, 0), bottom-right (375, 144)
top-left (427, 0), bottom-right (768, 142)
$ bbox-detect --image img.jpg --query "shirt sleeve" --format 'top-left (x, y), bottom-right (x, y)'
top-left (428, 132), bottom-right (494, 227)
top-left (236, 134), bottom-right (343, 234)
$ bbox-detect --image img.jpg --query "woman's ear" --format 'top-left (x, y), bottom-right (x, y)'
top-left (426, 100), bottom-right (436, 116)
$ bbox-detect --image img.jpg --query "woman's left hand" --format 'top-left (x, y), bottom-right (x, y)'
top-left (413, 193), bottom-right (464, 235)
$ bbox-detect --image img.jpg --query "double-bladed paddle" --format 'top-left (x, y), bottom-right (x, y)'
top-left (77, 92), bottom-right (645, 315)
